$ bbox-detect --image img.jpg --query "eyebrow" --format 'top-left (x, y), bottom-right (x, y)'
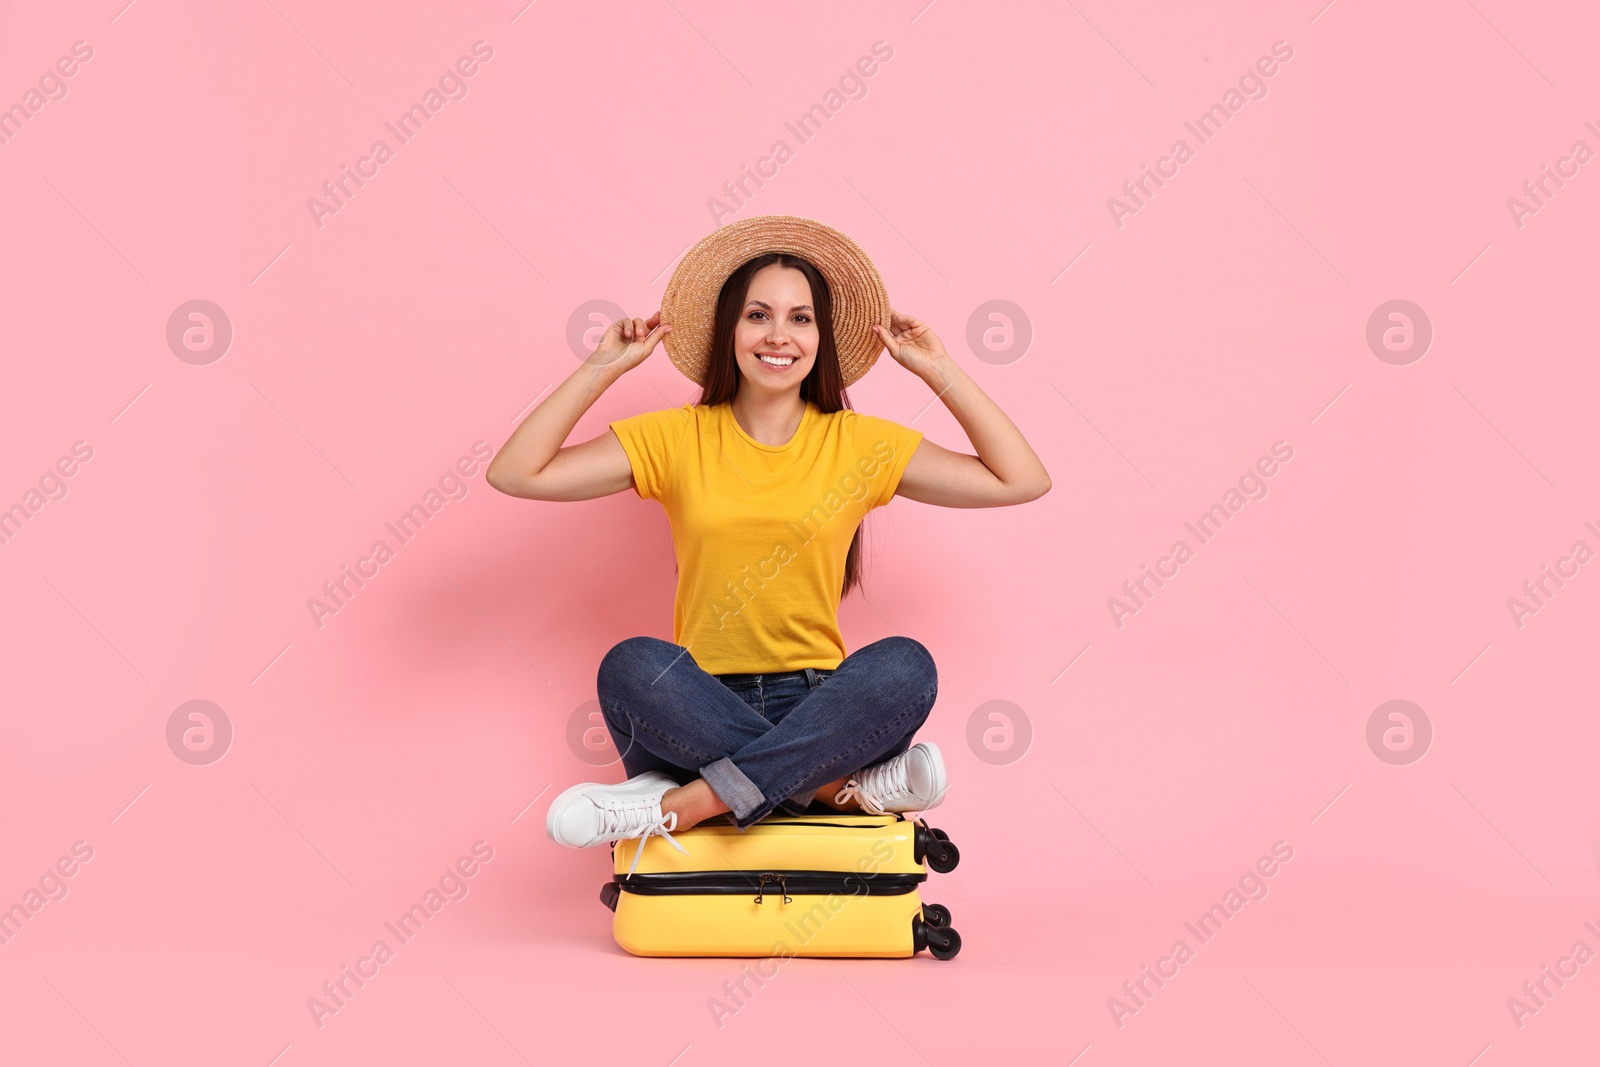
top-left (745, 300), bottom-right (814, 312)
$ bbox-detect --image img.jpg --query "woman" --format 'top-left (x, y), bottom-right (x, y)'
top-left (486, 216), bottom-right (1049, 870)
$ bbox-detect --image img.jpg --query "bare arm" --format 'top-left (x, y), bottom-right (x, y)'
top-left (486, 313), bottom-right (671, 501)
top-left (873, 311), bottom-right (1052, 509)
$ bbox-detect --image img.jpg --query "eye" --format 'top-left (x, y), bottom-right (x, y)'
top-left (793, 314), bottom-right (811, 324)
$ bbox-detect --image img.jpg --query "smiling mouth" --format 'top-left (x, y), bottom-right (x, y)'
top-left (756, 353), bottom-right (797, 367)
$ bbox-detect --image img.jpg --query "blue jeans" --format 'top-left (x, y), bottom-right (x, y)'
top-left (596, 635), bottom-right (939, 829)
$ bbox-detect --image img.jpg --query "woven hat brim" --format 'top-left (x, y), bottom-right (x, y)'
top-left (660, 216), bottom-right (890, 388)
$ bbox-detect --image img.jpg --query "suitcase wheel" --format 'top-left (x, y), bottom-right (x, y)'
top-left (928, 839), bottom-right (959, 874)
top-left (911, 914), bottom-right (962, 960)
top-left (927, 925), bottom-right (961, 961)
top-left (915, 824), bottom-right (961, 874)
top-left (922, 902), bottom-right (952, 928)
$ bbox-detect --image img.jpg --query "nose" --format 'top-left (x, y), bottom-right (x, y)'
top-left (766, 316), bottom-right (789, 347)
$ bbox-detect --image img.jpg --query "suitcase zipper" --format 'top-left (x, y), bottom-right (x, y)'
top-left (612, 869), bottom-right (925, 897)
top-left (754, 873), bottom-right (790, 904)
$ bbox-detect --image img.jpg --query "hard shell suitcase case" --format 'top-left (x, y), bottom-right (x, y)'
top-left (599, 812), bottom-right (961, 959)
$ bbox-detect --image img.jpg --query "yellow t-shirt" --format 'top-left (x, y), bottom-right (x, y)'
top-left (609, 400), bottom-right (924, 675)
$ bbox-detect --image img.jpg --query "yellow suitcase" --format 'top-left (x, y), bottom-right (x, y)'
top-left (600, 813), bottom-right (961, 959)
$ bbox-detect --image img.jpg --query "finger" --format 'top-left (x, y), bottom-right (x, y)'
top-left (872, 324), bottom-right (897, 355)
top-left (645, 310), bottom-right (662, 327)
top-left (643, 323), bottom-right (672, 351)
top-left (616, 317), bottom-right (634, 343)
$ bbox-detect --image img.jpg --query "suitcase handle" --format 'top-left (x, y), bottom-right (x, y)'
top-left (753, 872), bottom-right (792, 904)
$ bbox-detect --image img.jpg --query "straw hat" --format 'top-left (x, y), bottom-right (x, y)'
top-left (660, 215), bottom-right (891, 388)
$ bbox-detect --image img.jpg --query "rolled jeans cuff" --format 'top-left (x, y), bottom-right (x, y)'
top-left (700, 757), bottom-right (766, 821)
top-left (780, 786), bottom-right (818, 814)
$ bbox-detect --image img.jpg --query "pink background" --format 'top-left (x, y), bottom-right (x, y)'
top-left (2, 0), bottom-right (1596, 1063)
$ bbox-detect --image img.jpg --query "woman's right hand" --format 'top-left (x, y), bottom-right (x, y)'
top-left (587, 311), bottom-right (671, 374)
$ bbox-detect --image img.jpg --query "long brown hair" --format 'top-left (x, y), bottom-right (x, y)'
top-left (695, 252), bottom-right (869, 597)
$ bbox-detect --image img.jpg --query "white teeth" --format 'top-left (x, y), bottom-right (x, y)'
top-left (758, 354), bottom-right (795, 366)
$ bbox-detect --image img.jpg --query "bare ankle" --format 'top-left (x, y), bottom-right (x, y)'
top-left (660, 779), bottom-right (730, 831)
top-left (659, 785), bottom-right (696, 829)
top-left (815, 775), bottom-right (859, 811)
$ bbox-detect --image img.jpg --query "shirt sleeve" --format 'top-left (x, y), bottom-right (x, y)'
top-left (609, 405), bottom-right (694, 501)
top-left (849, 412), bottom-right (925, 508)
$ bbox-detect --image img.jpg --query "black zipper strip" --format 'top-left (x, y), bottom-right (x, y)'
top-left (708, 815), bottom-right (908, 830)
top-left (615, 870), bottom-right (925, 896)
top-left (737, 821), bottom-right (903, 830)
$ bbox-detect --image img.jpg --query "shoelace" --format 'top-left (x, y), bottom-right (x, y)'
top-left (599, 796), bottom-right (689, 877)
top-left (834, 755), bottom-right (911, 815)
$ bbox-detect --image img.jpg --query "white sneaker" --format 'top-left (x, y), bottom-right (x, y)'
top-left (835, 742), bottom-right (948, 815)
top-left (545, 771), bottom-right (690, 874)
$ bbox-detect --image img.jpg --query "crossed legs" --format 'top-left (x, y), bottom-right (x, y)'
top-left (595, 635), bottom-right (939, 830)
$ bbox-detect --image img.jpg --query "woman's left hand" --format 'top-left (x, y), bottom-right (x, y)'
top-left (874, 310), bottom-right (953, 382)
